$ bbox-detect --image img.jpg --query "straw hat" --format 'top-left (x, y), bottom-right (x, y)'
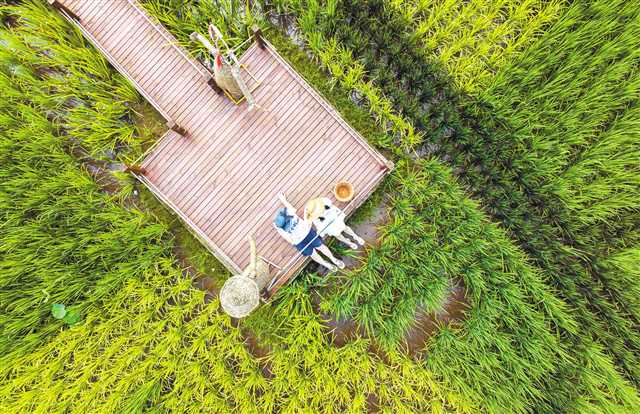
top-left (220, 275), bottom-right (260, 318)
top-left (304, 198), bottom-right (324, 221)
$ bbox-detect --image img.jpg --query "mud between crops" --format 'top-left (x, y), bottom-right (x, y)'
top-left (402, 279), bottom-right (470, 357)
top-left (313, 279), bottom-right (469, 358)
top-left (325, 199), bottom-right (470, 356)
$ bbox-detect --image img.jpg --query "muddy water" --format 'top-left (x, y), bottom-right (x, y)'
top-left (314, 199), bottom-right (470, 357)
top-left (317, 280), bottom-right (469, 359)
top-left (322, 312), bottom-right (367, 347)
top-left (238, 326), bottom-right (275, 379)
top-left (403, 280), bottom-right (470, 357)
top-left (69, 145), bottom-right (125, 195)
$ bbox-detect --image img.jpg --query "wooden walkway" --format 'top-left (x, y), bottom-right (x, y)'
top-left (53, 0), bottom-right (392, 297)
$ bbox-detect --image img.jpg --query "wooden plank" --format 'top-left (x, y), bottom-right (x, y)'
top-left (203, 95), bottom-right (345, 224)
top-left (165, 47), bottom-right (267, 128)
top-left (182, 70), bottom-right (320, 223)
top-left (178, 67), bottom-right (313, 214)
top-left (167, 45), bottom-right (268, 121)
top-left (194, 112), bottom-right (336, 246)
top-left (226, 138), bottom-right (373, 246)
top-left (82, 3), bottom-right (136, 42)
top-left (213, 126), bottom-right (355, 250)
top-left (145, 50), bottom-right (275, 179)
top-left (118, 38), bottom-right (189, 94)
top-left (165, 48), bottom-right (276, 156)
top-left (144, 47), bottom-right (273, 179)
top-left (265, 168), bottom-right (388, 293)
top-left (85, 8), bottom-right (183, 97)
top-left (155, 62), bottom-right (289, 198)
top-left (64, 0), bottom-right (105, 22)
top-left (227, 144), bottom-right (366, 267)
top-left (230, 138), bottom-right (368, 265)
top-left (237, 143), bottom-right (382, 264)
top-left (140, 129), bottom-right (182, 169)
top-left (202, 101), bottom-right (344, 240)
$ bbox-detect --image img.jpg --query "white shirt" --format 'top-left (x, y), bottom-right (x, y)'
top-left (311, 198), bottom-right (346, 237)
top-left (275, 207), bottom-right (311, 244)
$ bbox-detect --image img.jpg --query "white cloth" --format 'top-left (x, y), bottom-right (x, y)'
top-left (312, 198), bottom-right (346, 237)
top-left (275, 207), bottom-right (311, 244)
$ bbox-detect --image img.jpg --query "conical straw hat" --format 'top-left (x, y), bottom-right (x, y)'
top-left (220, 275), bottom-right (260, 318)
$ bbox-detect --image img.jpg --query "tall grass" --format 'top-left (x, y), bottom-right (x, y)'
top-left (393, 0), bottom-right (566, 92)
top-left (262, 0), bottom-right (640, 410)
top-left (1, 272), bottom-right (475, 413)
top-left (329, 159), bottom-right (639, 412)
top-left (0, 1), bottom-right (141, 156)
top-left (0, 79), bottom-right (171, 359)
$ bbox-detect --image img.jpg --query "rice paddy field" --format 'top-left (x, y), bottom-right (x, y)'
top-left (1, 0), bottom-right (639, 412)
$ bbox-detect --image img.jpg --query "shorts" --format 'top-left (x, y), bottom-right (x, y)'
top-left (294, 228), bottom-right (323, 256)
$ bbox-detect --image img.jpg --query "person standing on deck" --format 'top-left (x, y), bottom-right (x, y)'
top-left (305, 197), bottom-right (365, 249)
top-left (274, 193), bottom-right (345, 271)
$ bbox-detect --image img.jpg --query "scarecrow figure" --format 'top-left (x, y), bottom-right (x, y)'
top-left (212, 53), bottom-right (243, 99)
top-left (305, 197), bottom-right (365, 249)
top-left (274, 193), bottom-right (345, 271)
top-left (190, 24), bottom-right (256, 109)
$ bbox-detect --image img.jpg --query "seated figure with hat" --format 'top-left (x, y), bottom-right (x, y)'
top-left (274, 193), bottom-right (345, 271)
top-left (305, 197), bottom-right (365, 250)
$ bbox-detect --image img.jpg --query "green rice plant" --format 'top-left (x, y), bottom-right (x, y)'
top-left (0, 95), bottom-right (172, 357)
top-left (272, 0), bottom-right (640, 387)
top-left (1, 270), bottom-right (475, 413)
top-left (481, 0), bottom-right (640, 236)
top-left (393, 0), bottom-right (566, 93)
top-left (261, 1), bottom-right (640, 410)
top-left (0, 263), bottom-right (265, 413)
top-left (263, 0), bottom-right (422, 152)
top-left (1, 2), bottom-right (467, 413)
top-left (1, 0), bottom-right (141, 156)
top-left (141, 0), bottom-right (259, 58)
top-left (326, 158), bottom-right (639, 412)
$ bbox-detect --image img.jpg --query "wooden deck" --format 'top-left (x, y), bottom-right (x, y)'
top-left (53, 0), bottom-right (392, 297)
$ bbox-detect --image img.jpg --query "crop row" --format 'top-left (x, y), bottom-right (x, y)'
top-left (0, 79), bottom-right (171, 359)
top-left (3, 0), bottom-right (639, 412)
top-left (265, 1), bottom-right (639, 412)
top-left (396, 0), bottom-right (565, 93)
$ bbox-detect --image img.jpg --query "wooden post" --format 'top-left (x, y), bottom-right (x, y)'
top-left (207, 77), bottom-right (223, 95)
top-left (252, 25), bottom-right (265, 49)
top-left (48, 0), bottom-right (81, 21)
top-left (166, 120), bottom-right (188, 137)
top-left (124, 164), bottom-right (147, 175)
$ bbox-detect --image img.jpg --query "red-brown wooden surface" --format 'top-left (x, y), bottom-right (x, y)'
top-left (56, 0), bottom-right (392, 295)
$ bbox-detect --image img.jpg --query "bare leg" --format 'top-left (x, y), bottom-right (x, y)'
top-left (310, 251), bottom-right (335, 271)
top-left (335, 233), bottom-right (358, 249)
top-left (343, 225), bottom-right (365, 245)
top-left (316, 244), bottom-right (345, 269)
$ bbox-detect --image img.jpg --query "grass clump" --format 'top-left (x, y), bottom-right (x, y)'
top-left (0, 78), bottom-right (171, 358)
top-left (395, 0), bottom-right (566, 93)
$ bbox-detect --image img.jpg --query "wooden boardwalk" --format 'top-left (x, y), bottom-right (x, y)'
top-left (53, 0), bottom-right (392, 296)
